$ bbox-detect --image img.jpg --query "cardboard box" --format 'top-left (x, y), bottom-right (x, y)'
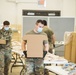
top-left (0, 39), bottom-right (6, 44)
top-left (71, 33), bottom-right (76, 63)
top-left (23, 35), bottom-right (48, 58)
top-left (64, 32), bottom-right (76, 63)
top-left (64, 41), bottom-right (72, 61)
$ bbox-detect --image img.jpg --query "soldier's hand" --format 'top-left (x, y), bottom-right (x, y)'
top-left (43, 51), bottom-right (47, 58)
top-left (23, 51), bottom-right (27, 58)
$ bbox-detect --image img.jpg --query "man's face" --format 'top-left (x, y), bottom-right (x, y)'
top-left (36, 22), bottom-right (44, 29)
top-left (35, 23), bottom-right (44, 33)
top-left (3, 25), bottom-right (9, 30)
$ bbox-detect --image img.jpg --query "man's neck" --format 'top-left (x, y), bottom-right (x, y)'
top-left (44, 26), bottom-right (47, 27)
top-left (33, 29), bottom-right (38, 33)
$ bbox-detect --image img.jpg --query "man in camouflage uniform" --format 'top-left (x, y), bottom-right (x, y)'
top-left (43, 20), bottom-right (55, 53)
top-left (0, 21), bottom-right (12, 75)
top-left (22, 20), bottom-right (49, 75)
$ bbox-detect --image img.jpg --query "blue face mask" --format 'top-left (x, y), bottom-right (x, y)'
top-left (4, 27), bottom-right (9, 30)
top-left (37, 27), bottom-right (43, 33)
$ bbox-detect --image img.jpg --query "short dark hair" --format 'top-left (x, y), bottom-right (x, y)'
top-left (3, 21), bottom-right (10, 25)
top-left (36, 19), bottom-right (43, 25)
top-left (43, 20), bottom-right (47, 26)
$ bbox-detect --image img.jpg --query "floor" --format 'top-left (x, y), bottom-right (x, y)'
top-left (9, 63), bottom-right (22, 75)
top-left (9, 63), bottom-right (55, 75)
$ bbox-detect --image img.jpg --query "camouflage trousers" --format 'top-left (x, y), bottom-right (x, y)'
top-left (4, 50), bottom-right (12, 75)
top-left (25, 58), bottom-right (44, 75)
top-left (0, 50), bottom-right (4, 75)
top-left (0, 50), bottom-right (11, 75)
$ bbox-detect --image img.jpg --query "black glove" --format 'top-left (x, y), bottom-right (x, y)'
top-left (43, 51), bottom-right (47, 58)
top-left (23, 51), bottom-right (27, 58)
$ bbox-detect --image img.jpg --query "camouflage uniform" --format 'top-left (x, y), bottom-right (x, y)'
top-left (0, 50), bottom-right (4, 75)
top-left (24, 30), bottom-right (48, 75)
top-left (0, 28), bottom-right (12, 75)
top-left (43, 26), bottom-right (54, 53)
top-left (25, 58), bottom-right (44, 75)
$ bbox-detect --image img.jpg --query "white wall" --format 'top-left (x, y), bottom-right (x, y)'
top-left (17, 0), bottom-right (63, 24)
top-left (62, 0), bottom-right (75, 17)
top-left (0, 0), bottom-right (76, 26)
top-left (0, 0), bottom-right (17, 24)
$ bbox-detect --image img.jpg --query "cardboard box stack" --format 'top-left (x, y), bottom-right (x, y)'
top-left (64, 32), bottom-right (76, 63)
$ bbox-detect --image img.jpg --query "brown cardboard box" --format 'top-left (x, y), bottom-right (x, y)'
top-left (64, 41), bottom-right (72, 61)
top-left (0, 39), bottom-right (6, 44)
top-left (23, 35), bottom-right (48, 58)
top-left (71, 33), bottom-right (76, 63)
top-left (64, 32), bottom-right (76, 63)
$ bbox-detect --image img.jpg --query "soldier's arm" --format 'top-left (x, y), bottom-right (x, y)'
top-left (52, 34), bottom-right (55, 44)
top-left (9, 29), bottom-right (12, 35)
top-left (43, 40), bottom-right (49, 52)
top-left (43, 41), bottom-right (49, 58)
top-left (44, 43), bottom-right (49, 52)
top-left (21, 40), bottom-right (27, 51)
top-left (49, 29), bottom-right (55, 45)
top-left (21, 40), bottom-right (27, 57)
